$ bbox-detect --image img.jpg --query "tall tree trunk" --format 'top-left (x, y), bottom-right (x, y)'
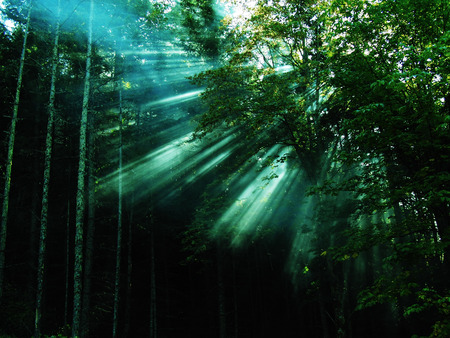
top-left (123, 194), bottom-right (134, 337)
top-left (319, 291), bottom-right (330, 338)
top-left (81, 120), bottom-right (96, 337)
top-left (28, 125), bottom-right (39, 302)
top-left (149, 218), bottom-right (157, 338)
top-left (232, 256), bottom-right (238, 338)
top-left (432, 203), bottom-right (450, 271)
top-left (0, 1), bottom-right (32, 304)
top-left (217, 244), bottom-right (226, 338)
top-left (64, 199), bottom-right (71, 327)
top-left (113, 86), bottom-right (124, 338)
top-left (35, 1), bottom-right (61, 335)
top-left (72, 0), bottom-right (94, 335)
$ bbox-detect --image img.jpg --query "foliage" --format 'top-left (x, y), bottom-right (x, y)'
top-left (190, 0), bottom-right (337, 185)
top-left (326, 0), bottom-right (450, 213)
top-left (189, 0), bottom-right (450, 335)
top-left (405, 288), bottom-right (450, 337)
top-left (317, 1), bottom-right (450, 335)
top-left (172, 0), bottom-right (228, 59)
top-left (181, 191), bottom-right (219, 266)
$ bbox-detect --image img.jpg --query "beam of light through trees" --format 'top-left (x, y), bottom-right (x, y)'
top-left (98, 129), bottom-right (240, 204)
top-left (12, 0), bottom-right (411, 308)
top-left (143, 90), bottom-right (204, 110)
top-left (214, 145), bottom-right (293, 243)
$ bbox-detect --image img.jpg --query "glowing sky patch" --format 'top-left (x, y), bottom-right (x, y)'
top-left (0, 0), bottom-right (15, 31)
top-left (227, 0), bottom-right (258, 28)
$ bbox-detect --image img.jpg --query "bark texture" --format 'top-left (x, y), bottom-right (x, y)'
top-left (72, 0), bottom-right (94, 335)
top-left (35, 1), bottom-right (61, 335)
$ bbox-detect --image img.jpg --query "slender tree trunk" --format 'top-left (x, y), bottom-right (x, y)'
top-left (319, 291), bottom-right (330, 338)
top-left (0, 1), bottom-right (32, 304)
top-left (64, 199), bottom-right (71, 327)
top-left (113, 86), bottom-right (124, 338)
top-left (217, 244), bottom-right (226, 338)
top-left (149, 219), bottom-right (157, 338)
top-left (123, 194), bottom-right (133, 337)
top-left (28, 96), bottom-right (43, 302)
top-left (232, 256), bottom-right (238, 338)
top-left (28, 178), bottom-right (39, 300)
top-left (432, 204), bottom-right (450, 270)
top-left (81, 121), bottom-right (96, 337)
top-left (35, 2), bottom-right (61, 335)
top-left (28, 115), bottom-right (40, 302)
top-left (72, 0), bottom-right (94, 335)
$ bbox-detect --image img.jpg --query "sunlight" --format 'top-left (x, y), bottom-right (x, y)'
top-left (227, 0), bottom-right (258, 28)
top-left (0, 0), bottom-right (16, 31)
top-left (275, 65), bottom-right (293, 73)
top-left (213, 145), bottom-right (302, 246)
top-left (99, 129), bottom-right (239, 204)
top-left (143, 90), bottom-right (203, 109)
top-left (286, 196), bottom-right (317, 282)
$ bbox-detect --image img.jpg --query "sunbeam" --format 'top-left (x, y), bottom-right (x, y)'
top-left (99, 128), bottom-right (240, 206)
top-left (143, 90), bottom-right (203, 109)
top-left (213, 145), bottom-right (302, 246)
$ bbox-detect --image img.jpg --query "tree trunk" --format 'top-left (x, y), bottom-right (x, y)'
top-left (28, 125), bottom-right (39, 302)
top-left (319, 291), bottom-right (330, 338)
top-left (217, 244), bottom-right (226, 338)
top-left (0, 1), bottom-right (32, 304)
top-left (113, 86), bottom-right (124, 338)
top-left (35, 1), bottom-right (61, 335)
top-left (123, 194), bottom-right (134, 337)
top-left (432, 203), bottom-right (450, 274)
top-left (64, 199), bottom-right (71, 327)
top-left (232, 256), bottom-right (238, 338)
top-left (72, 0), bottom-right (94, 335)
top-left (81, 119), bottom-right (96, 337)
top-left (149, 218), bottom-right (157, 338)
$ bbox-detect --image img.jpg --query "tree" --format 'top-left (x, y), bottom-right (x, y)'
top-left (320, 0), bottom-right (450, 334)
top-left (175, 0), bottom-right (225, 59)
top-left (189, 0), bottom-right (450, 335)
top-left (34, 0), bottom-right (61, 336)
top-left (112, 75), bottom-right (124, 338)
top-left (80, 115), bottom-right (97, 338)
top-left (149, 217), bottom-right (157, 338)
top-left (190, 0), bottom-right (335, 185)
top-left (186, 1), bottom-right (346, 335)
top-left (0, 0), bottom-right (32, 304)
top-left (72, 0), bottom-right (94, 335)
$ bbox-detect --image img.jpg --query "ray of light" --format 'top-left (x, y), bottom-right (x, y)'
top-left (99, 129), bottom-right (240, 205)
top-left (285, 195), bottom-right (317, 282)
top-left (143, 90), bottom-right (203, 109)
top-left (213, 145), bottom-right (303, 246)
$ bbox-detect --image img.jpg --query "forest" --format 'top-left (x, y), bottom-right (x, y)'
top-left (0, 0), bottom-right (449, 337)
